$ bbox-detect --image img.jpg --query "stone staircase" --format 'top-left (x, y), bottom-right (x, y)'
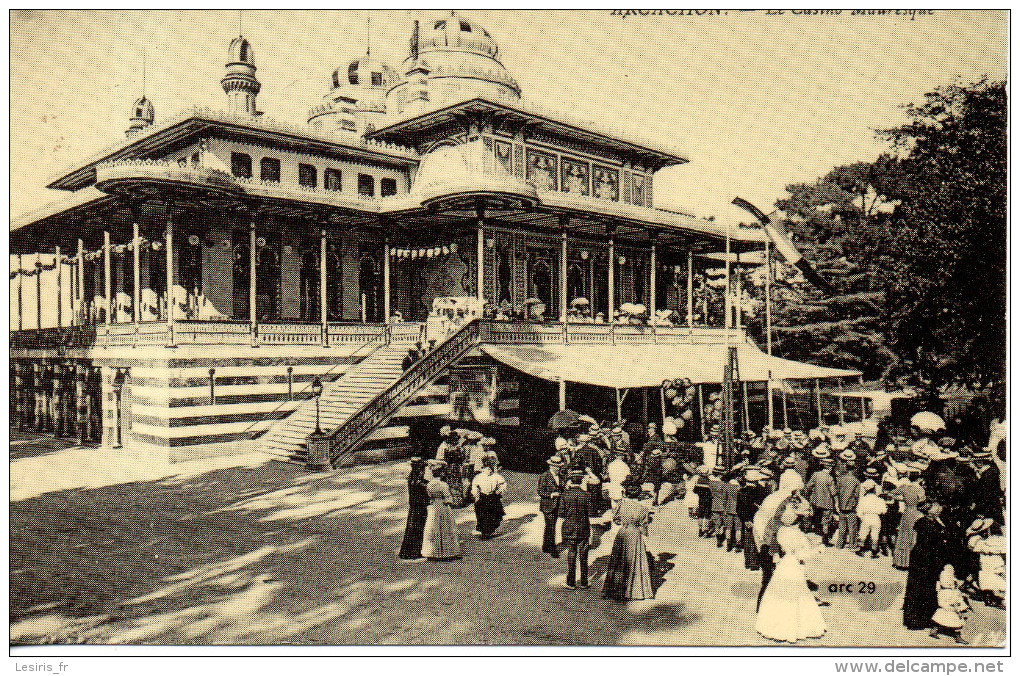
top-left (258, 342), bottom-right (411, 464)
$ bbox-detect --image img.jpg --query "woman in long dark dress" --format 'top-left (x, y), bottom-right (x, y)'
top-left (398, 458), bottom-right (429, 559)
top-left (471, 456), bottom-right (507, 538)
top-left (603, 481), bottom-right (655, 601)
top-left (903, 502), bottom-right (951, 630)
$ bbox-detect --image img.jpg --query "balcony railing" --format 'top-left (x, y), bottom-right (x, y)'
top-left (10, 319), bottom-right (746, 351)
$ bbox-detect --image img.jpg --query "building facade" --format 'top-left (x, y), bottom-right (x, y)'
top-left (13, 13), bottom-right (854, 467)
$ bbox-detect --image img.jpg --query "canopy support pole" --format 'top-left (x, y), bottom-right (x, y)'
top-left (615, 388), bottom-right (622, 423)
top-left (814, 378), bottom-right (823, 427)
top-left (642, 388), bottom-right (649, 427)
top-left (476, 204), bottom-right (485, 303)
top-left (698, 383), bottom-right (706, 441)
top-left (132, 223), bottom-right (140, 325)
top-left (782, 384), bottom-right (789, 430)
top-left (165, 213), bottom-right (176, 347)
top-left (249, 220), bottom-right (258, 347)
top-left (724, 220), bottom-right (731, 330)
top-left (837, 377), bottom-right (845, 425)
top-left (559, 218), bottom-right (568, 324)
top-left (320, 228), bottom-right (329, 346)
top-left (383, 230), bottom-right (391, 326)
top-left (741, 380), bottom-right (750, 434)
top-left (558, 377), bottom-right (566, 411)
top-left (659, 382), bottom-right (667, 424)
top-left (859, 375), bottom-right (866, 420)
top-left (649, 232), bottom-right (657, 342)
top-left (766, 370), bottom-right (775, 430)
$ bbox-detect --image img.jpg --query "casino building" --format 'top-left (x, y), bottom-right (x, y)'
top-left (9, 12), bottom-right (858, 466)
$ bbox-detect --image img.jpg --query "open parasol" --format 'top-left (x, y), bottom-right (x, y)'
top-left (548, 409), bottom-right (582, 430)
top-left (910, 411), bottom-right (946, 433)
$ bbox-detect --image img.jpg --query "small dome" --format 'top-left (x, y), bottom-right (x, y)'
top-left (423, 13), bottom-right (499, 58)
top-left (333, 57), bottom-right (395, 90)
top-left (227, 36), bottom-right (255, 66)
top-left (131, 96), bottom-right (154, 123)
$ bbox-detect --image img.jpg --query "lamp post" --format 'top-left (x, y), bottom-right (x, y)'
top-left (306, 376), bottom-right (330, 471)
top-left (312, 376), bottom-right (323, 434)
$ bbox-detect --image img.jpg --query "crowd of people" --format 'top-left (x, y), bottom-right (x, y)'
top-left (396, 411), bottom-right (1006, 643)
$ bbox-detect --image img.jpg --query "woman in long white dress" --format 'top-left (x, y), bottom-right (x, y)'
top-left (755, 501), bottom-right (827, 643)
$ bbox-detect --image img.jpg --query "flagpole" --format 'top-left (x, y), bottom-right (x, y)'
top-left (724, 218), bottom-right (731, 335)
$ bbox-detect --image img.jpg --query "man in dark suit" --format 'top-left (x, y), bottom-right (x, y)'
top-left (537, 456), bottom-right (565, 557)
top-left (559, 470), bottom-right (592, 589)
top-left (971, 451), bottom-right (1003, 523)
top-left (805, 457), bottom-right (838, 545)
top-left (708, 465), bottom-right (730, 548)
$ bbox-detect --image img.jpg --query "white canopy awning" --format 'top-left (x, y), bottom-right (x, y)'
top-left (479, 342), bottom-right (860, 389)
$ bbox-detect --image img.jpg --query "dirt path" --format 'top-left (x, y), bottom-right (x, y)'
top-left (9, 436), bottom-right (1006, 646)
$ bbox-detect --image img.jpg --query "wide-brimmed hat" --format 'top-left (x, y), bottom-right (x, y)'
top-left (791, 430), bottom-right (807, 441)
top-left (839, 449), bottom-right (856, 462)
top-left (577, 433), bottom-right (591, 442)
top-left (971, 450), bottom-right (992, 461)
top-left (547, 456), bottom-right (565, 467)
top-left (864, 467), bottom-right (880, 478)
top-left (782, 456), bottom-right (798, 468)
top-left (966, 518), bottom-right (994, 536)
top-left (427, 459), bottom-right (448, 471)
top-left (744, 469), bottom-right (765, 482)
top-left (578, 414), bottom-right (598, 425)
top-left (712, 464), bottom-right (727, 474)
top-left (454, 428), bottom-right (470, 437)
top-left (588, 423), bottom-right (601, 435)
top-left (650, 448), bottom-right (662, 456)
top-left (812, 447), bottom-right (831, 460)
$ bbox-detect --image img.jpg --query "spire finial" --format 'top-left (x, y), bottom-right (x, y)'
top-left (366, 15), bottom-right (371, 56)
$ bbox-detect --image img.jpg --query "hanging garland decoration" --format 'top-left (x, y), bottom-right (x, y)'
top-left (388, 241), bottom-right (459, 260)
top-left (10, 237), bottom-right (165, 278)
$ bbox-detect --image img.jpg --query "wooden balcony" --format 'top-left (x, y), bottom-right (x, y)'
top-left (9, 320), bottom-right (424, 351)
top-left (10, 318), bottom-right (745, 352)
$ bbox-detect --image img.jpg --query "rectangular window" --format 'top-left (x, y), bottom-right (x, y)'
top-left (299, 163), bottom-right (318, 188)
top-left (325, 168), bottom-right (342, 192)
top-left (371, 72), bottom-right (383, 86)
top-left (231, 152), bottom-right (253, 179)
top-left (191, 152), bottom-right (200, 164)
top-left (260, 157), bottom-right (281, 182)
top-left (357, 173), bottom-right (375, 197)
top-left (380, 177), bottom-right (397, 197)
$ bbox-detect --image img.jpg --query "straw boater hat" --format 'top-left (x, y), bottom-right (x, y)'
top-left (454, 428), bottom-right (470, 437)
top-left (650, 447), bottom-right (662, 456)
top-left (427, 459), bottom-right (448, 472)
top-left (839, 449), bottom-right (856, 463)
top-left (744, 468), bottom-right (765, 482)
top-left (758, 467), bottom-right (775, 480)
top-left (812, 447), bottom-right (831, 460)
top-left (809, 428), bottom-right (825, 442)
top-left (782, 456), bottom-right (798, 469)
top-left (864, 466), bottom-right (880, 478)
top-left (966, 518), bottom-right (994, 536)
top-left (712, 464), bottom-right (727, 475)
top-left (547, 456), bottom-right (565, 467)
top-left (466, 430), bottom-right (483, 441)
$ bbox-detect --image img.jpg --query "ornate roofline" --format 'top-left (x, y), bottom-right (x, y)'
top-left (47, 106), bottom-right (421, 192)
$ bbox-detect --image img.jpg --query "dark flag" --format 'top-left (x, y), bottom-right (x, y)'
top-left (731, 196), bottom-right (835, 295)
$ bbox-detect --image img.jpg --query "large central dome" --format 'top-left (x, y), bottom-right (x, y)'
top-left (387, 12), bottom-right (521, 117)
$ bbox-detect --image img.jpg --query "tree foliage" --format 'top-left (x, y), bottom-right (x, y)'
top-left (760, 79), bottom-right (1006, 396)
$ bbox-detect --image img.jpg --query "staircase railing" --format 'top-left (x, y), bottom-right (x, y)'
top-left (327, 319), bottom-right (482, 466)
top-left (241, 325), bottom-right (390, 444)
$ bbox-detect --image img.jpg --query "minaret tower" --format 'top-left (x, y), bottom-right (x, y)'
top-left (126, 54), bottom-right (155, 137)
top-left (221, 36), bottom-right (261, 115)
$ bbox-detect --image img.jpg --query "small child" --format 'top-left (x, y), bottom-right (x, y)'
top-left (855, 480), bottom-right (887, 558)
top-left (967, 519), bottom-right (1006, 609)
top-left (931, 564), bottom-right (970, 644)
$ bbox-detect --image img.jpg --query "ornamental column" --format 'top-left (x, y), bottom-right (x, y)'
top-left (164, 212), bottom-right (176, 346)
top-left (132, 221), bottom-right (141, 325)
top-left (76, 362), bottom-right (88, 444)
top-left (16, 254), bottom-right (23, 331)
top-left (76, 239), bottom-right (85, 325)
top-left (36, 252), bottom-right (43, 329)
top-left (475, 203), bottom-right (485, 303)
top-left (607, 225), bottom-right (616, 321)
top-left (383, 225), bottom-right (391, 324)
top-left (249, 219), bottom-right (258, 345)
top-left (52, 363), bottom-right (63, 437)
top-left (55, 246), bottom-right (62, 329)
top-left (320, 227), bottom-right (329, 345)
top-left (649, 232), bottom-right (657, 326)
top-left (559, 215), bottom-right (569, 322)
top-left (103, 231), bottom-right (112, 325)
top-left (686, 250), bottom-right (694, 328)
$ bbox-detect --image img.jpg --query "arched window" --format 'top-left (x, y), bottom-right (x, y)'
top-left (528, 254), bottom-right (555, 311)
top-left (239, 42), bottom-right (249, 62)
top-left (497, 252), bottom-right (512, 306)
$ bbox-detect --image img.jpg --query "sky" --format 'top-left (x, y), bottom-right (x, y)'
top-left (9, 9), bottom-right (1008, 226)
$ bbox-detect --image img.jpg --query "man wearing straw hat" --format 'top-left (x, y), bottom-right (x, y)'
top-left (537, 456), bottom-right (566, 557)
top-left (805, 454), bottom-right (838, 546)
